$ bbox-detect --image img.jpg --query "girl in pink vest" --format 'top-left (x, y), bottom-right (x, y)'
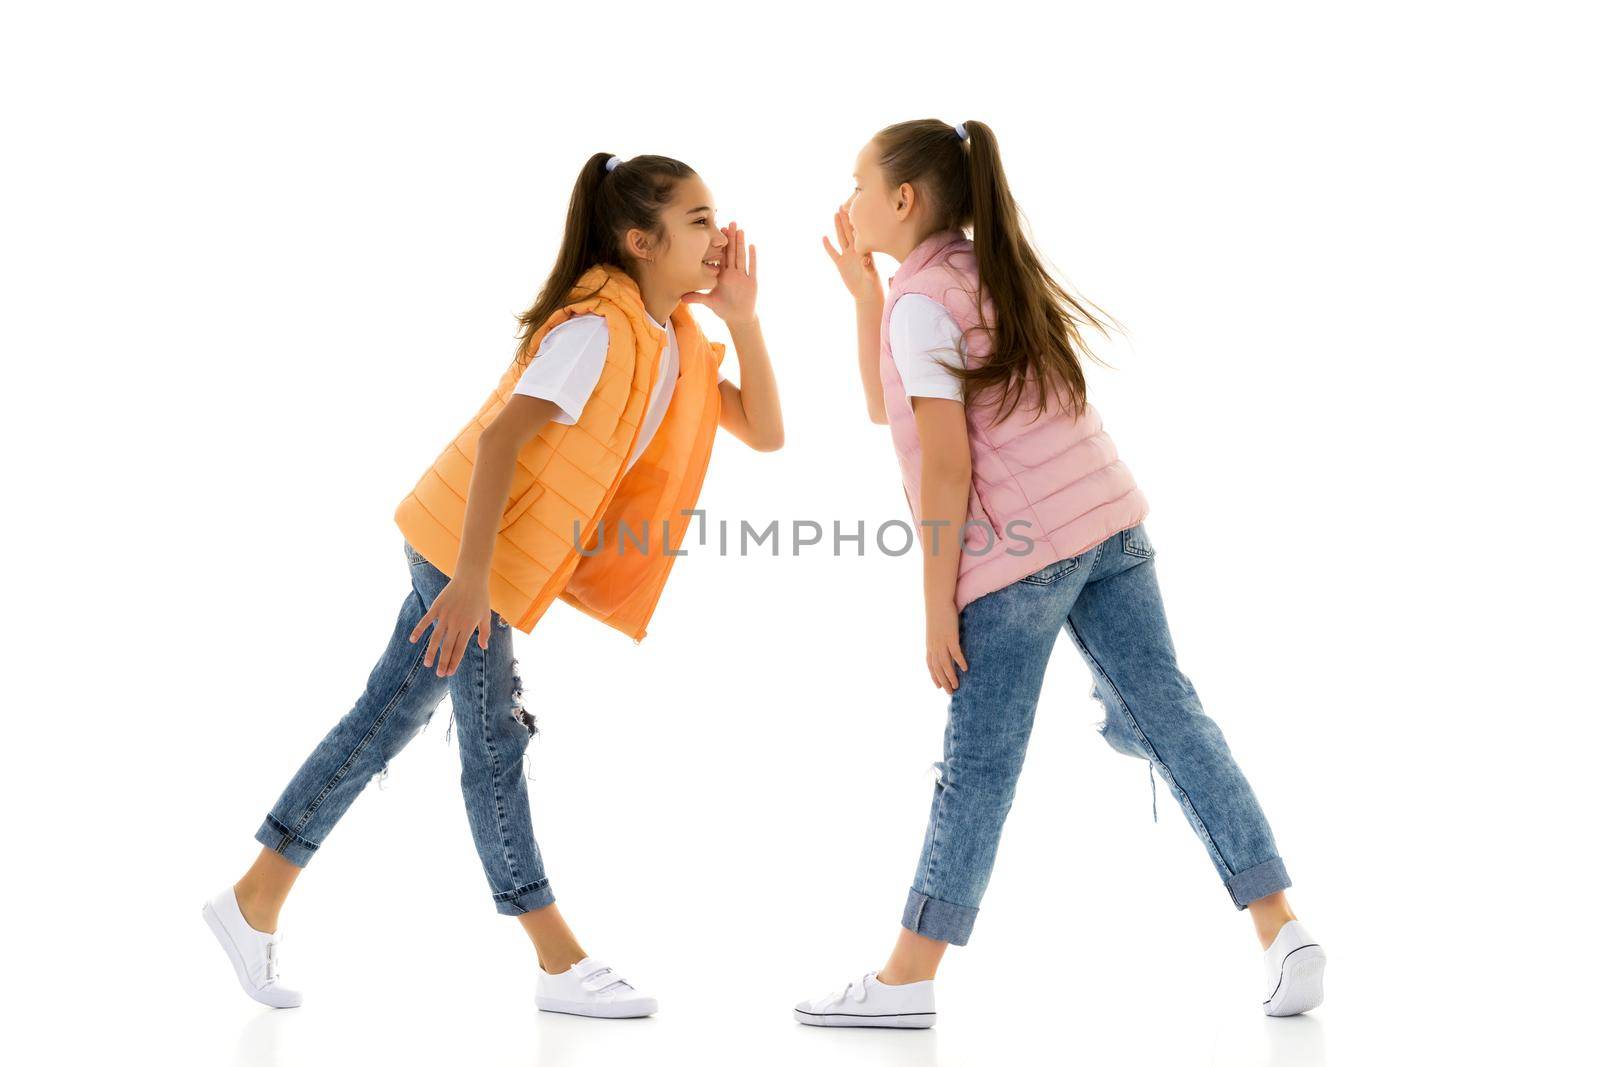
top-left (795, 120), bottom-right (1325, 1027)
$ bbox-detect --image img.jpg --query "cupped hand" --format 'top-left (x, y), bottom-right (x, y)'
top-left (821, 205), bottom-right (882, 303)
top-left (682, 222), bottom-right (757, 325)
top-left (408, 576), bottom-right (493, 677)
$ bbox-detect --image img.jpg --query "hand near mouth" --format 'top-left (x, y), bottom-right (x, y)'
top-left (682, 222), bottom-right (757, 326)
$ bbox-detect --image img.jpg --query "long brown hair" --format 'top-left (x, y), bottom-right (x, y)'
top-left (874, 119), bottom-right (1122, 423)
top-left (512, 152), bottom-right (696, 365)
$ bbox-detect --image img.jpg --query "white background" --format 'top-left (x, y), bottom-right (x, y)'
top-left (3, 2), bottom-right (1595, 1064)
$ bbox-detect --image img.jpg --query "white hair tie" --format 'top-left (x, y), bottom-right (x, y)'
top-left (605, 155), bottom-right (623, 172)
top-left (953, 123), bottom-right (969, 142)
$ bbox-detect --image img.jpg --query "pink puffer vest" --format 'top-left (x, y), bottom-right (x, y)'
top-left (880, 227), bottom-right (1150, 611)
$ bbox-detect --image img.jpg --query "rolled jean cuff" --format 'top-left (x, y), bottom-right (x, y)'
top-left (1224, 856), bottom-right (1291, 909)
top-left (492, 878), bottom-right (555, 916)
top-left (255, 813), bottom-right (319, 867)
top-left (902, 887), bottom-right (978, 946)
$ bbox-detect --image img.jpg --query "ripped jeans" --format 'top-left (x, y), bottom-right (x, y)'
top-left (902, 521), bottom-right (1291, 946)
top-left (254, 539), bottom-right (553, 916)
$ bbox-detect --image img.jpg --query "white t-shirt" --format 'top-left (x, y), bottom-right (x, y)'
top-left (888, 294), bottom-right (965, 402)
top-left (512, 310), bottom-right (728, 472)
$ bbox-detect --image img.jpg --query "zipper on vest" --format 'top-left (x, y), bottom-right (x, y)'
top-left (621, 332), bottom-right (670, 646)
top-left (624, 342), bottom-right (720, 646)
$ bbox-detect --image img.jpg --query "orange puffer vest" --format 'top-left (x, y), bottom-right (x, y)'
top-left (393, 264), bottom-right (725, 641)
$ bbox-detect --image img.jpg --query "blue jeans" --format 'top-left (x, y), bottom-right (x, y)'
top-left (254, 539), bottom-right (553, 916)
top-left (902, 521), bottom-right (1290, 945)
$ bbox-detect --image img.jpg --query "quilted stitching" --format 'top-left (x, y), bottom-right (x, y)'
top-left (395, 264), bottom-right (723, 639)
top-left (881, 229), bottom-right (1149, 612)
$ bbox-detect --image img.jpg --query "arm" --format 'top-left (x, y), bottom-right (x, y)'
top-left (684, 223), bottom-right (783, 451)
top-left (452, 313), bottom-right (605, 582)
top-left (457, 394), bottom-right (562, 580)
top-left (856, 291), bottom-right (888, 424)
top-left (715, 317), bottom-right (785, 451)
top-left (889, 293), bottom-right (973, 694)
top-left (408, 394), bottom-right (561, 677)
top-left (912, 396), bottom-right (972, 694)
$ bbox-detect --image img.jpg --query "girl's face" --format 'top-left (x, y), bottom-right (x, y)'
top-left (628, 174), bottom-right (729, 297)
top-left (845, 140), bottom-right (909, 257)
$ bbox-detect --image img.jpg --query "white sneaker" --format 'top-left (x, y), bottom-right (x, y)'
top-left (201, 885), bottom-right (302, 1008)
top-left (534, 957), bottom-right (657, 1019)
top-left (1262, 919), bottom-right (1326, 1017)
top-left (794, 971), bottom-right (936, 1028)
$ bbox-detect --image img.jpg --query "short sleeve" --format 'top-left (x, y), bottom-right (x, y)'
top-left (888, 294), bottom-right (965, 402)
top-left (512, 314), bottom-right (609, 424)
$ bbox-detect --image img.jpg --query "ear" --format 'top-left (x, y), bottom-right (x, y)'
top-left (895, 181), bottom-right (918, 221)
top-left (623, 227), bottom-right (654, 262)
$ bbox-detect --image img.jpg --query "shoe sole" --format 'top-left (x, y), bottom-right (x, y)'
top-left (535, 996), bottom-right (657, 1019)
top-left (793, 1007), bottom-right (935, 1028)
top-left (201, 900), bottom-right (301, 1009)
top-left (1263, 943), bottom-right (1326, 1017)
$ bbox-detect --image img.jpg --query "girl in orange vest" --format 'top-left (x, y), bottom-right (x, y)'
top-left (202, 152), bottom-right (782, 1018)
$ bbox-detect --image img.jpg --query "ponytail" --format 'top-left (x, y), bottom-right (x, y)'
top-left (874, 119), bottom-right (1121, 423)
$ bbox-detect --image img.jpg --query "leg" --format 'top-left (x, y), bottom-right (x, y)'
top-left (1247, 890), bottom-right (1298, 949)
top-left (878, 927), bottom-right (950, 985)
top-left (1064, 522), bottom-right (1292, 917)
top-left (443, 607), bottom-right (566, 931)
top-left (898, 551), bottom-right (1090, 955)
top-left (796, 550), bottom-right (1097, 1026)
top-left (234, 847), bottom-right (300, 934)
top-left (245, 560), bottom-right (451, 923)
top-left (443, 610), bottom-right (589, 970)
top-left (518, 903), bottom-right (588, 974)
top-left (400, 544), bottom-right (584, 970)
